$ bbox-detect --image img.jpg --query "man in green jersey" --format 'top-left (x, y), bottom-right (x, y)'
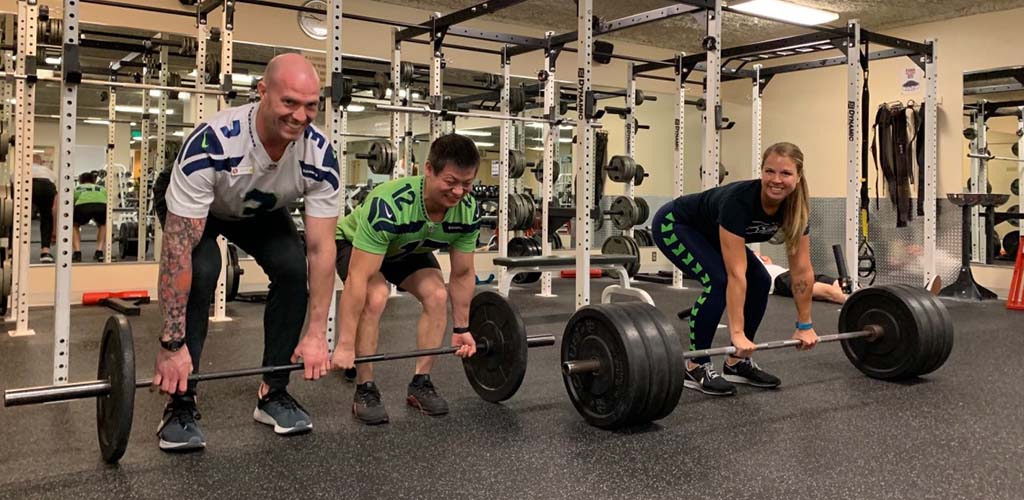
top-left (332, 133), bottom-right (481, 424)
top-left (72, 171), bottom-right (108, 262)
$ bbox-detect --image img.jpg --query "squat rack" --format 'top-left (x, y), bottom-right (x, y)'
top-left (630, 11), bottom-right (938, 291)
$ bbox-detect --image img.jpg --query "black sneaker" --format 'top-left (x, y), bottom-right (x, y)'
top-left (406, 374), bottom-right (449, 416)
top-left (684, 362), bottom-right (736, 396)
top-left (157, 395), bottom-right (206, 451)
top-left (72, 251), bottom-right (82, 263)
top-left (94, 250), bottom-right (104, 262)
top-left (353, 381), bottom-right (389, 425)
top-left (344, 368), bottom-right (357, 383)
top-left (253, 388), bottom-right (313, 435)
top-left (723, 357), bottom-right (781, 388)
top-left (39, 252), bottom-right (54, 264)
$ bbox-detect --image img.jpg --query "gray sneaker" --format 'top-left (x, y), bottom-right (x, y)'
top-left (353, 381), bottom-right (389, 425)
top-left (406, 374), bottom-right (449, 416)
top-left (253, 388), bottom-right (312, 435)
top-left (157, 395), bottom-right (206, 451)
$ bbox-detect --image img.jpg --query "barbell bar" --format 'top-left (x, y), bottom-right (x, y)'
top-left (4, 334), bottom-right (556, 408)
top-left (967, 153), bottom-right (1024, 163)
top-left (562, 327), bottom-right (882, 376)
top-left (3, 291), bottom-right (553, 463)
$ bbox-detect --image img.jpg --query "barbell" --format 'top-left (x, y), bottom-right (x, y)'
top-left (560, 284), bottom-right (954, 429)
top-left (3, 292), bottom-right (555, 464)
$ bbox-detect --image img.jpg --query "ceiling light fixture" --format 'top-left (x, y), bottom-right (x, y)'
top-left (730, 0), bottom-right (839, 26)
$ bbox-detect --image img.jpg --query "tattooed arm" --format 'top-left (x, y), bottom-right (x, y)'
top-left (153, 212), bottom-right (207, 395)
top-left (158, 213), bottom-right (207, 342)
top-left (787, 234), bottom-right (819, 350)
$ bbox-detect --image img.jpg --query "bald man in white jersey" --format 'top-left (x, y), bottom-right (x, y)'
top-left (151, 54), bottom-right (339, 451)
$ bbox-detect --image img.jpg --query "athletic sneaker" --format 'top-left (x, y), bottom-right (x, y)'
top-left (684, 362), bottom-right (736, 396)
top-left (723, 357), bottom-right (781, 388)
top-left (94, 250), bottom-right (104, 262)
top-left (157, 395), bottom-right (206, 451)
top-left (72, 251), bottom-right (82, 263)
top-left (353, 381), bottom-right (389, 425)
top-left (406, 374), bottom-right (449, 416)
top-left (253, 388), bottom-right (313, 435)
top-left (39, 252), bottom-right (54, 264)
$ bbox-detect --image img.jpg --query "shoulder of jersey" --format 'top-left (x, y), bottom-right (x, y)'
top-left (175, 105), bottom-right (253, 174)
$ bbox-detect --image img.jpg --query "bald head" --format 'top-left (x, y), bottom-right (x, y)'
top-left (263, 53), bottom-right (320, 91)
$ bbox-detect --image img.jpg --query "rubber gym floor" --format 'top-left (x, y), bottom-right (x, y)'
top-left (0, 279), bottom-right (1020, 499)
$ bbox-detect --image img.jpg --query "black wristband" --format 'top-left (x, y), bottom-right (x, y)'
top-left (452, 326), bottom-right (470, 334)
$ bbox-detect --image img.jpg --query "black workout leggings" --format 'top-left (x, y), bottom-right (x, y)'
top-left (652, 204), bottom-right (771, 365)
top-left (31, 178), bottom-right (56, 249)
top-left (155, 171), bottom-right (308, 394)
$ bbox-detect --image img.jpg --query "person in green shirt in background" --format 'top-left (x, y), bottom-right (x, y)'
top-left (72, 171), bottom-right (108, 262)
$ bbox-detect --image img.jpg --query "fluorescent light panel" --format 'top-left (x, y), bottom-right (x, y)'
top-left (114, 105), bottom-right (174, 115)
top-left (730, 0), bottom-right (838, 26)
top-left (456, 129), bottom-right (492, 137)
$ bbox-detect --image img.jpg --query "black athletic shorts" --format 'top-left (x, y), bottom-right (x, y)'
top-left (73, 203), bottom-right (107, 226)
top-left (772, 271), bottom-right (835, 297)
top-left (335, 239), bottom-right (440, 286)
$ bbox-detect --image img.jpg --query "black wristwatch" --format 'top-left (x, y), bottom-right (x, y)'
top-left (160, 337), bottom-right (186, 352)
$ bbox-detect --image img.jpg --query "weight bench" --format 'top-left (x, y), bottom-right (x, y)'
top-left (492, 255), bottom-right (654, 306)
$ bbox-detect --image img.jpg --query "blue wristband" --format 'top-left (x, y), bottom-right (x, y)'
top-left (796, 321), bottom-right (813, 331)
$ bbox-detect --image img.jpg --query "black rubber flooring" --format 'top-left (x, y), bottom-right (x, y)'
top-left (0, 279), bottom-right (1021, 499)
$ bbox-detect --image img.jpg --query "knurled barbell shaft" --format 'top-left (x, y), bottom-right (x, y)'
top-left (4, 334), bottom-right (556, 407)
top-left (561, 328), bottom-right (881, 376)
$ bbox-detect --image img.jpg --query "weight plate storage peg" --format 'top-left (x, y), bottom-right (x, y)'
top-left (606, 156), bottom-right (637, 183)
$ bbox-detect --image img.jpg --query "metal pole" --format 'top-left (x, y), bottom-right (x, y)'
top-left (972, 104), bottom-right (987, 264)
top-left (138, 73), bottom-right (151, 260)
top-left (105, 88), bottom-right (117, 262)
top-left (538, 34), bottom-right (557, 298)
top-left (574, 0), bottom-right (594, 309)
top-left (923, 40), bottom-right (938, 285)
top-left (845, 21), bottom-right (862, 291)
top-left (750, 64), bottom-right (763, 255)
top-left (624, 63), bottom-right (636, 244)
top-left (51, 0), bottom-right (81, 384)
top-left (671, 53), bottom-right (686, 290)
top-left (153, 46), bottom-right (169, 263)
top-left (390, 27), bottom-right (404, 178)
top-left (429, 15), bottom-right (444, 142)
top-left (325, 0), bottom-right (344, 353)
top-left (8, 0), bottom-right (39, 338)
top-left (497, 48), bottom-right (511, 288)
top-left (701, 0), bottom-right (722, 191)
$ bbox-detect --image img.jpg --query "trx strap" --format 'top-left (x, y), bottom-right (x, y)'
top-left (859, 44), bottom-right (876, 285)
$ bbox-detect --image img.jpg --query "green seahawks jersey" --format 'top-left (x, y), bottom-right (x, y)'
top-left (336, 176), bottom-right (480, 259)
top-left (74, 183), bottom-right (107, 205)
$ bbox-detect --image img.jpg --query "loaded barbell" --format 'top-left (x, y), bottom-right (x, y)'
top-left (560, 284), bottom-right (954, 429)
top-left (3, 292), bottom-right (555, 464)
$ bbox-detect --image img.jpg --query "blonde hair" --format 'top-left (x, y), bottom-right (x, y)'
top-left (761, 142), bottom-right (809, 254)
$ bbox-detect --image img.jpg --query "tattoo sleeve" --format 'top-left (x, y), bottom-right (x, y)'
top-left (158, 213), bottom-right (207, 342)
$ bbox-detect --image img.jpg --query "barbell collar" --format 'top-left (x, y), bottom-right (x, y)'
top-left (5, 334), bottom-right (557, 407)
top-left (560, 328), bottom-right (882, 376)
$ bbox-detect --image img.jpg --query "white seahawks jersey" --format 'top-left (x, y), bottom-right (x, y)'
top-left (166, 102), bottom-right (339, 221)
